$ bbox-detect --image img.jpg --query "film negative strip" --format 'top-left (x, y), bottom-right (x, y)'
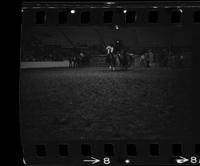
top-left (20, 1), bottom-right (200, 165)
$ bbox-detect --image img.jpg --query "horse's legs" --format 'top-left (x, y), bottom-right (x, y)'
top-left (77, 60), bottom-right (79, 68)
top-left (76, 59), bottom-right (78, 68)
top-left (109, 60), bottom-right (112, 71)
top-left (108, 55), bottom-right (112, 71)
top-left (112, 65), bottom-right (115, 71)
top-left (112, 57), bottom-right (116, 71)
top-left (109, 63), bottom-right (112, 70)
top-left (75, 59), bottom-right (78, 68)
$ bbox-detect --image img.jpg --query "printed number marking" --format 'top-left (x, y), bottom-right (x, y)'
top-left (190, 156), bottom-right (200, 164)
top-left (103, 157), bottom-right (110, 165)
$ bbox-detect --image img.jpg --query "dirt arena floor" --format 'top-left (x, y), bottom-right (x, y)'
top-left (20, 66), bottom-right (194, 141)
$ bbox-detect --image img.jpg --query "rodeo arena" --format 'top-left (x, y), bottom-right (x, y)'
top-left (20, 6), bottom-right (195, 141)
top-left (21, 29), bottom-right (191, 70)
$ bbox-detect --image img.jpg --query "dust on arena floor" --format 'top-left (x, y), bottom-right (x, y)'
top-left (20, 66), bottom-right (194, 141)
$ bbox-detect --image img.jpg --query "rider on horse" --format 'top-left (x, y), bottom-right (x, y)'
top-left (106, 40), bottom-right (131, 71)
top-left (106, 44), bottom-right (115, 71)
top-left (114, 40), bottom-right (129, 69)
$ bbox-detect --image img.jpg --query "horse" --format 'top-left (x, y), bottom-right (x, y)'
top-left (118, 49), bottom-right (130, 70)
top-left (106, 52), bottom-right (120, 71)
top-left (68, 52), bottom-right (88, 68)
top-left (68, 54), bottom-right (75, 68)
top-left (106, 48), bottom-right (133, 71)
top-left (67, 54), bottom-right (78, 68)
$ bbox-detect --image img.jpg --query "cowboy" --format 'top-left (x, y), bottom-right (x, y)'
top-left (114, 40), bottom-right (127, 68)
top-left (114, 40), bottom-right (122, 54)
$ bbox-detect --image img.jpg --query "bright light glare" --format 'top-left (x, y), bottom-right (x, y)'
top-left (179, 9), bottom-right (183, 13)
top-left (125, 159), bottom-right (130, 164)
top-left (115, 25), bottom-right (119, 30)
top-left (123, 9), bottom-right (127, 13)
top-left (70, 9), bottom-right (76, 14)
top-left (106, 2), bottom-right (115, 5)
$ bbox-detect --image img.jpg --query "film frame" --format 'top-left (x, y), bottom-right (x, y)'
top-left (20, 1), bottom-right (200, 165)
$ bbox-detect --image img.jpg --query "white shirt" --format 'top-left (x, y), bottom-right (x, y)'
top-left (106, 46), bottom-right (114, 54)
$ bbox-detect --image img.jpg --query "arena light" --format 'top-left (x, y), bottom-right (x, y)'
top-left (106, 2), bottom-right (115, 5)
top-left (115, 25), bottom-right (119, 30)
top-left (178, 9), bottom-right (183, 13)
top-left (123, 9), bottom-right (127, 14)
top-left (125, 159), bottom-right (130, 164)
top-left (70, 9), bottom-right (76, 14)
